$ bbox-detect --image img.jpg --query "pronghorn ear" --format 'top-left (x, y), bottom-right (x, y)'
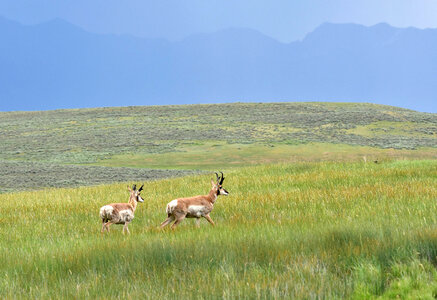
top-left (211, 179), bottom-right (216, 187)
top-left (127, 185), bottom-right (132, 192)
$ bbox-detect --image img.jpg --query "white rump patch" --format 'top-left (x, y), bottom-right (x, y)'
top-left (188, 205), bottom-right (205, 217)
top-left (167, 199), bottom-right (178, 214)
top-left (100, 205), bottom-right (114, 218)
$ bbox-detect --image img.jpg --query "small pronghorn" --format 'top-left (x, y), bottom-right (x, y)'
top-left (160, 172), bottom-right (229, 229)
top-left (100, 184), bottom-right (144, 234)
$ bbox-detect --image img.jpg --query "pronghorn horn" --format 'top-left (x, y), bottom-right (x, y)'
top-left (138, 184), bottom-right (144, 192)
top-left (132, 184), bottom-right (137, 191)
top-left (219, 171), bottom-right (225, 184)
top-left (215, 172), bottom-right (220, 183)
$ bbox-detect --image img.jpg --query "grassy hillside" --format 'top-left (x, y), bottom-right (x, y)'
top-left (1, 102), bottom-right (435, 164)
top-left (0, 161), bottom-right (196, 193)
top-left (95, 142), bottom-right (437, 170)
top-left (0, 102), bottom-right (436, 191)
top-left (0, 161), bottom-right (436, 298)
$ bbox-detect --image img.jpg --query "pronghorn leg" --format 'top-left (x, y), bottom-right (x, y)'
top-left (171, 215), bottom-right (186, 229)
top-left (160, 216), bottom-right (175, 228)
top-left (105, 221), bottom-right (116, 232)
top-left (195, 218), bottom-right (201, 228)
top-left (204, 214), bottom-right (215, 227)
top-left (101, 220), bottom-right (106, 233)
top-left (123, 223), bottom-right (130, 235)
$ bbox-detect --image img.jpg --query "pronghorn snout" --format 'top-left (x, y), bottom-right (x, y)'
top-left (220, 188), bottom-right (229, 196)
top-left (136, 184), bottom-right (145, 202)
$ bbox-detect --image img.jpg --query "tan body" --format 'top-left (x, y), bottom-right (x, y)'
top-left (100, 185), bottom-right (144, 234)
top-left (160, 173), bottom-right (229, 229)
top-left (175, 194), bottom-right (215, 218)
top-left (100, 203), bottom-right (135, 224)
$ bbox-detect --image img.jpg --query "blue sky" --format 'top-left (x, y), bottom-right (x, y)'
top-left (0, 0), bottom-right (435, 42)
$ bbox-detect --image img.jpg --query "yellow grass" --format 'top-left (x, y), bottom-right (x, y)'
top-left (0, 160), bottom-right (436, 298)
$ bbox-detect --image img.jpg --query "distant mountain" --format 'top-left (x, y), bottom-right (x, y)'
top-left (0, 17), bottom-right (436, 112)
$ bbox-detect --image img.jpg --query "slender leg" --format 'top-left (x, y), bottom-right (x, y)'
top-left (123, 223), bottom-right (130, 235)
top-left (160, 216), bottom-right (175, 228)
top-left (195, 218), bottom-right (201, 228)
top-left (204, 214), bottom-right (215, 227)
top-left (101, 220), bottom-right (106, 233)
top-left (105, 221), bottom-right (116, 232)
top-left (171, 215), bottom-right (186, 229)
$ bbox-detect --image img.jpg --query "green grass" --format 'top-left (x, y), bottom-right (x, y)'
top-left (1, 160), bottom-right (436, 298)
top-left (1, 102), bottom-right (435, 165)
top-left (0, 102), bottom-right (435, 191)
top-left (1, 102), bottom-right (435, 297)
top-left (347, 121), bottom-right (436, 137)
top-left (95, 141), bottom-right (437, 170)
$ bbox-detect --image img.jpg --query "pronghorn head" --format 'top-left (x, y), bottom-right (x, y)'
top-left (128, 184), bottom-right (145, 203)
top-left (212, 172), bottom-right (229, 196)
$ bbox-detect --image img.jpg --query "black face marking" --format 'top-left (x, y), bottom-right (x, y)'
top-left (135, 193), bottom-right (144, 203)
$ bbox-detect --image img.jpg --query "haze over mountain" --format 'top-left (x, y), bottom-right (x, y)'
top-left (1, 16), bottom-right (436, 112)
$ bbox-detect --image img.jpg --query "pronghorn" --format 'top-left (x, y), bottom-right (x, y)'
top-left (160, 172), bottom-right (229, 229)
top-left (100, 184), bottom-right (144, 234)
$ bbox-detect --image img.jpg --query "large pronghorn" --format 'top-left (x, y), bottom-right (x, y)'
top-left (160, 172), bottom-right (229, 229)
top-left (100, 184), bottom-right (144, 234)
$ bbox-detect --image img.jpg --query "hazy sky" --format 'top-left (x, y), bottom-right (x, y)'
top-left (0, 0), bottom-right (435, 42)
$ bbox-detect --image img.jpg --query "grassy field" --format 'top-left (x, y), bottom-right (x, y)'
top-left (94, 141), bottom-right (437, 170)
top-left (1, 160), bottom-right (436, 298)
top-left (0, 102), bottom-right (436, 191)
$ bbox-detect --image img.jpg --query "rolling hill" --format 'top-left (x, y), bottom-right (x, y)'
top-left (0, 102), bottom-right (435, 192)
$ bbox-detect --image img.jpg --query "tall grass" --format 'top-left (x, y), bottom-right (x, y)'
top-left (0, 161), bottom-right (436, 298)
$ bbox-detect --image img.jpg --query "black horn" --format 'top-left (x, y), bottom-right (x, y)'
top-left (138, 184), bottom-right (144, 192)
top-left (219, 171), bottom-right (225, 184)
top-left (132, 184), bottom-right (137, 191)
top-left (215, 172), bottom-right (220, 183)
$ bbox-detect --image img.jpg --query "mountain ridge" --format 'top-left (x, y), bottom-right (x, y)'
top-left (1, 16), bottom-right (436, 112)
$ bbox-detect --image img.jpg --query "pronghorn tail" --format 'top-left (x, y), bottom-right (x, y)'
top-left (166, 200), bottom-right (178, 216)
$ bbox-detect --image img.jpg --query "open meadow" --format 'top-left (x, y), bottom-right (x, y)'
top-left (1, 160), bottom-right (436, 298)
top-left (0, 102), bottom-right (436, 298)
